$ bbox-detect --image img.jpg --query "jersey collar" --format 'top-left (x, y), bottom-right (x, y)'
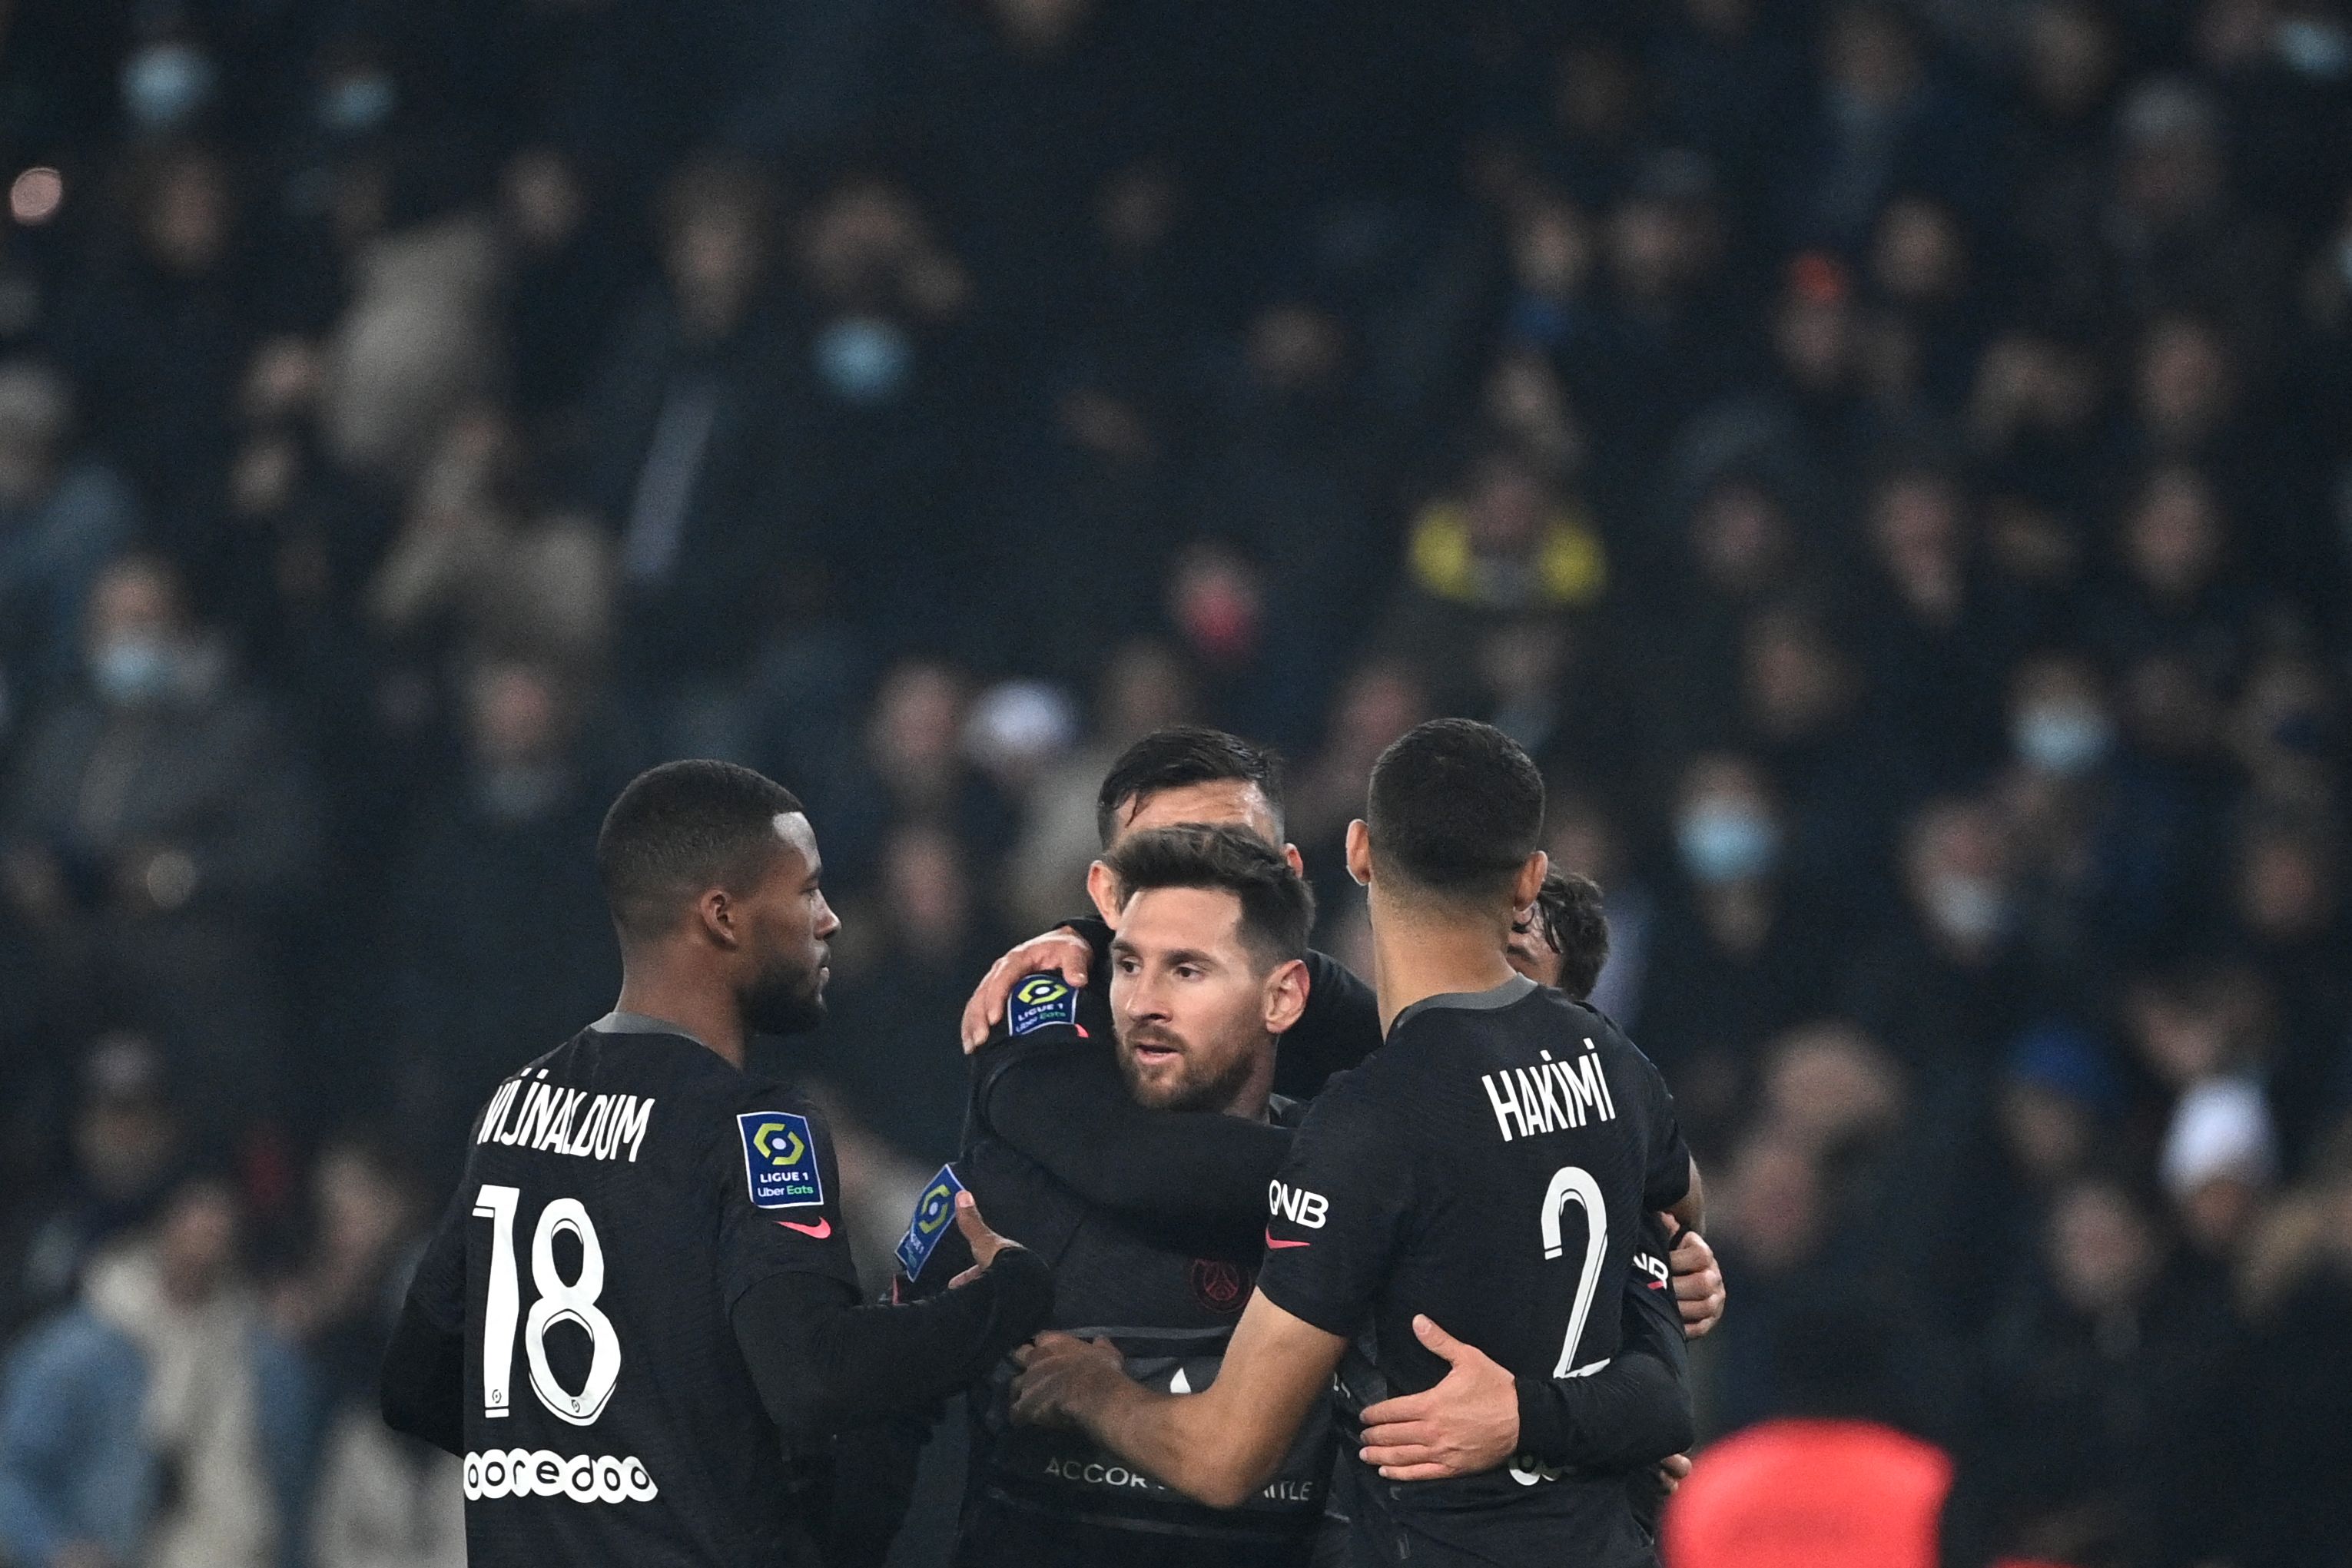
top-left (1388, 973), bottom-right (1539, 1036)
top-left (589, 1009), bottom-right (715, 1052)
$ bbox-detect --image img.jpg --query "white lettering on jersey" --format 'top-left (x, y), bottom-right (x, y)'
top-left (477, 1082), bottom-right (657, 1163)
top-left (1480, 1039), bottom-right (1618, 1142)
top-left (1268, 1180), bottom-right (1329, 1228)
top-left (463, 1450), bottom-right (657, 1503)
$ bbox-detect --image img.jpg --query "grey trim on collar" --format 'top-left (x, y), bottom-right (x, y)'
top-left (589, 1010), bottom-right (711, 1050)
top-left (1389, 973), bottom-right (1540, 1035)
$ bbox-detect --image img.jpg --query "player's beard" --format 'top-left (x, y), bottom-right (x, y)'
top-left (742, 951), bottom-right (824, 1037)
top-left (1119, 1026), bottom-right (1261, 1116)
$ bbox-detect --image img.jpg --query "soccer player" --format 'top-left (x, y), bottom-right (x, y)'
top-left (380, 760), bottom-right (1053, 1567)
top-left (1013, 720), bottom-right (1699, 1566)
top-left (954, 727), bottom-right (1721, 1341)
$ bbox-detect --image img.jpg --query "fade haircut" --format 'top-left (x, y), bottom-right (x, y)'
top-left (1103, 824), bottom-right (1315, 970)
top-left (1368, 718), bottom-right (1544, 900)
top-left (1525, 869), bottom-right (1609, 1000)
top-left (598, 761), bottom-right (804, 943)
top-left (1096, 726), bottom-right (1283, 848)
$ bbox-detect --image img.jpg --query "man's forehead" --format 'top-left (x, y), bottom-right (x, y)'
top-left (1118, 780), bottom-right (1279, 844)
top-left (1115, 883), bottom-right (1246, 949)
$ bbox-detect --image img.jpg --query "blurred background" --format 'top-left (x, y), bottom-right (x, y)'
top-left (0, 0), bottom-right (2346, 1564)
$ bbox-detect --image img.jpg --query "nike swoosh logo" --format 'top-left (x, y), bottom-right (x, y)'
top-left (1264, 1228), bottom-right (1310, 1250)
top-left (776, 1217), bottom-right (832, 1239)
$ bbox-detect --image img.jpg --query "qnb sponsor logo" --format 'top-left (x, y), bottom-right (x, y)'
top-left (1267, 1179), bottom-right (1327, 1228)
top-left (1480, 1039), bottom-right (1617, 1142)
top-left (463, 1450), bottom-right (658, 1503)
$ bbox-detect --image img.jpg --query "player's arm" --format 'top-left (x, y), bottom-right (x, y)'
top-left (380, 1176), bottom-right (473, 1456)
top-left (976, 1026), bottom-right (1291, 1247)
top-left (1012, 1288), bottom-right (1348, 1508)
top-left (730, 1193), bottom-right (1050, 1448)
top-left (1358, 1275), bottom-right (1694, 1481)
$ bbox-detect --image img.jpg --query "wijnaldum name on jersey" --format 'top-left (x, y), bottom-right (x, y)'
top-left (1479, 1040), bottom-right (1618, 1142)
top-left (475, 1072), bottom-right (657, 1162)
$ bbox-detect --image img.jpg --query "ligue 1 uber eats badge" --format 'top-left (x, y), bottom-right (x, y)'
top-left (897, 1164), bottom-right (966, 1279)
top-left (1009, 973), bottom-right (1080, 1037)
top-left (738, 1112), bottom-right (823, 1209)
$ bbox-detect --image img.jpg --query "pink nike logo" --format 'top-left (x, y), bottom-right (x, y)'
top-left (777, 1217), bottom-right (832, 1238)
top-left (1264, 1228), bottom-right (1311, 1250)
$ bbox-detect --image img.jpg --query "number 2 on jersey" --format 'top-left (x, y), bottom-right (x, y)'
top-left (473, 1184), bottom-right (623, 1425)
top-left (1539, 1165), bottom-right (1609, 1379)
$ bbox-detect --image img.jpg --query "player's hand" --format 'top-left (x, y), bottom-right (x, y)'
top-left (1666, 1220), bottom-right (1725, 1338)
top-left (1355, 1314), bottom-right (1519, 1480)
top-left (960, 927), bottom-right (1092, 1051)
top-left (1658, 1452), bottom-right (1693, 1497)
top-left (1009, 1331), bottom-right (1126, 1427)
top-left (947, 1190), bottom-right (1024, 1288)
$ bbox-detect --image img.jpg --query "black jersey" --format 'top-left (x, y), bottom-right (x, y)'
top-left (1258, 976), bottom-right (1692, 1567)
top-left (899, 1023), bottom-right (1332, 1568)
top-left (403, 1016), bottom-right (860, 1568)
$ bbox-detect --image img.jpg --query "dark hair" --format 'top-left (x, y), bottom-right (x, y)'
top-left (1096, 726), bottom-right (1282, 847)
top-left (1368, 719), bottom-right (1544, 898)
top-left (1102, 824), bottom-right (1315, 967)
top-left (598, 761), bottom-right (804, 943)
top-left (1524, 869), bottom-right (1609, 999)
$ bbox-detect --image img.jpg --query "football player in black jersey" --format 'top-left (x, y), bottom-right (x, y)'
top-left (952, 726), bottom-right (1723, 1338)
top-left (1013, 721), bottom-right (1698, 1566)
top-left (380, 761), bottom-right (1052, 1568)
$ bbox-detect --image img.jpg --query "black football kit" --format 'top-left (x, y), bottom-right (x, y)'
top-left (1259, 975), bottom-right (1694, 1567)
top-left (852, 952), bottom-right (1690, 1565)
top-left (381, 1013), bottom-right (1051, 1568)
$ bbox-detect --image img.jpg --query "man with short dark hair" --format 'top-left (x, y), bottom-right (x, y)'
top-left (883, 825), bottom-right (1333, 1566)
top-left (1013, 721), bottom-right (1699, 1566)
top-left (381, 760), bottom-right (1052, 1568)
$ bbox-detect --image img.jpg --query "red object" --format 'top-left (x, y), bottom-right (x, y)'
top-left (1663, 1418), bottom-right (1953, 1568)
top-left (775, 1216), bottom-right (832, 1239)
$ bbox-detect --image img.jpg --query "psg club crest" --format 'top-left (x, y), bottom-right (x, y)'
top-left (1189, 1258), bottom-right (1250, 1314)
top-left (897, 1164), bottom-right (967, 1279)
top-left (738, 1112), bottom-right (823, 1209)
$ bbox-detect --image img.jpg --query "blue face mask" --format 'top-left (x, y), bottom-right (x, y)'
top-left (122, 45), bottom-right (215, 132)
top-left (1677, 804), bottom-right (1780, 884)
top-left (813, 316), bottom-right (912, 406)
top-left (318, 73), bottom-right (397, 137)
top-left (91, 638), bottom-right (176, 706)
top-left (2015, 704), bottom-right (2113, 776)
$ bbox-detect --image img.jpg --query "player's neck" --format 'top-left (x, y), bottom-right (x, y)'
top-left (1367, 890), bottom-right (1517, 1034)
top-left (612, 970), bottom-right (747, 1069)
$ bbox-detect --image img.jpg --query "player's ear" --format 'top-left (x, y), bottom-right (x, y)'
top-left (1086, 860), bottom-right (1122, 926)
top-left (1281, 842), bottom-right (1305, 876)
top-left (698, 887), bottom-right (740, 949)
top-left (1344, 820), bottom-right (1372, 887)
top-left (1262, 957), bottom-right (1310, 1036)
top-left (1511, 850), bottom-right (1548, 913)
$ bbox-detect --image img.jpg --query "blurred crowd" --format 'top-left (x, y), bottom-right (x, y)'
top-left (0, 0), bottom-right (2348, 1564)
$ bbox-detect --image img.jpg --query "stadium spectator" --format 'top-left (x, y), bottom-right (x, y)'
top-left (0, 360), bottom-right (140, 716)
top-left (0, 1175), bottom-right (310, 1568)
top-left (1, 555), bottom-right (320, 1144)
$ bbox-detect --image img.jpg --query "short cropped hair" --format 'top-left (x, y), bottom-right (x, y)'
top-left (598, 761), bottom-right (804, 943)
top-left (1368, 719), bottom-right (1544, 898)
top-left (1103, 824), bottom-right (1315, 969)
top-left (1528, 869), bottom-right (1609, 999)
top-left (1096, 726), bottom-right (1283, 847)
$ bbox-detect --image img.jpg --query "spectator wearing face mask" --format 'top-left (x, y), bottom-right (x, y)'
top-left (0, 555), bottom-right (320, 1147)
top-left (1638, 754), bottom-right (1838, 1148)
top-left (1998, 650), bottom-right (2208, 980)
top-left (1842, 796), bottom-right (2042, 1078)
top-left (0, 360), bottom-right (139, 719)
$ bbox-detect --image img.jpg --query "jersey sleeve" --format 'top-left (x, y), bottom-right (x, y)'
top-left (1252, 1076), bottom-right (1412, 1339)
top-left (713, 1092), bottom-right (861, 1310)
top-left (1608, 1026), bottom-right (1691, 1213)
top-left (405, 1165), bottom-right (475, 1331)
top-left (973, 1001), bottom-right (1291, 1251)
